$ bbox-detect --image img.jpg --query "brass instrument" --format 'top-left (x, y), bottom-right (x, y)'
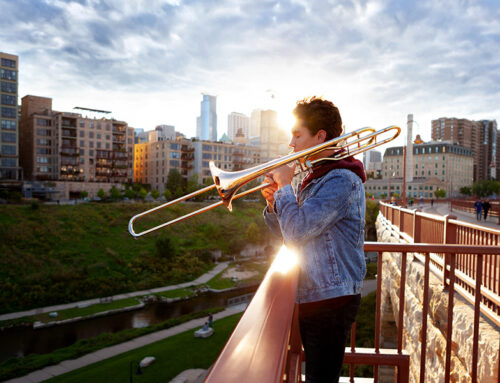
top-left (128, 125), bottom-right (401, 237)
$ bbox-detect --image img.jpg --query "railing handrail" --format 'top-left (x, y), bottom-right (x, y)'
top-left (364, 242), bottom-right (499, 254)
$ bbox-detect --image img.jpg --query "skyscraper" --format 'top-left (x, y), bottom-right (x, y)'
top-left (227, 112), bottom-right (249, 140)
top-left (0, 52), bottom-right (21, 180)
top-left (196, 94), bottom-right (217, 141)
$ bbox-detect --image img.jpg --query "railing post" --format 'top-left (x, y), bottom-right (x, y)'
top-left (442, 214), bottom-right (457, 289)
top-left (413, 209), bottom-right (422, 243)
top-left (399, 207), bottom-right (405, 234)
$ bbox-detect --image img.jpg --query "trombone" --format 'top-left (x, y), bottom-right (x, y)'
top-left (128, 125), bottom-right (400, 237)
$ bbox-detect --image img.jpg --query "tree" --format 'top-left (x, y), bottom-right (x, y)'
top-left (434, 188), bottom-right (446, 198)
top-left (163, 189), bottom-right (172, 200)
top-left (138, 188), bottom-right (147, 200)
top-left (472, 180), bottom-right (499, 198)
top-left (97, 188), bottom-right (106, 200)
top-left (124, 188), bottom-right (136, 199)
top-left (166, 169), bottom-right (184, 198)
top-left (151, 189), bottom-right (160, 199)
top-left (459, 186), bottom-right (472, 197)
top-left (245, 222), bottom-right (262, 244)
top-left (80, 190), bottom-right (88, 199)
top-left (109, 186), bottom-right (122, 200)
top-left (155, 235), bottom-right (178, 261)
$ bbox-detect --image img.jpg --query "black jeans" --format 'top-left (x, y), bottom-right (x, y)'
top-left (299, 294), bottom-right (361, 383)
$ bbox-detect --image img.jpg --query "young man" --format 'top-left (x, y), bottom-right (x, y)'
top-left (262, 97), bottom-right (366, 383)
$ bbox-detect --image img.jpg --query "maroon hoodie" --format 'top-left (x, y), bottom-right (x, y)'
top-left (299, 155), bottom-right (367, 196)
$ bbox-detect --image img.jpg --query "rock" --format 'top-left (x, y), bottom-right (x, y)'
top-left (139, 356), bottom-right (155, 368)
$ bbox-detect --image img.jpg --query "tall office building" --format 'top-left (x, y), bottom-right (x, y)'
top-left (431, 117), bottom-right (499, 181)
top-left (227, 112), bottom-right (249, 140)
top-left (363, 149), bottom-right (382, 177)
top-left (259, 109), bottom-right (290, 162)
top-left (249, 109), bottom-right (262, 138)
top-left (0, 52), bottom-right (21, 180)
top-left (196, 94), bottom-right (217, 141)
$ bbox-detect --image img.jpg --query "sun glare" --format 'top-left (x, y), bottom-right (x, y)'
top-left (270, 245), bottom-right (299, 275)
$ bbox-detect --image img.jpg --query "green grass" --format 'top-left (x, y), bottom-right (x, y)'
top-left (365, 262), bottom-right (377, 279)
top-left (0, 307), bottom-right (225, 381)
top-left (0, 202), bottom-right (269, 314)
top-left (44, 313), bottom-right (243, 383)
top-left (206, 270), bottom-right (237, 290)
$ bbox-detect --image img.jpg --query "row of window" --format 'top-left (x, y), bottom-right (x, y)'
top-left (1, 94), bottom-right (16, 106)
top-left (1, 107), bottom-right (16, 118)
top-left (1, 81), bottom-right (16, 93)
top-left (1, 158), bottom-right (16, 167)
top-left (366, 184), bottom-right (436, 191)
top-left (1, 119), bottom-right (16, 130)
top-left (1, 144), bottom-right (16, 155)
top-left (1, 132), bottom-right (16, 143)
top-left (0, 69), bottom-right (16, 81)
top-left (1, 58), bottom-right (16, 68)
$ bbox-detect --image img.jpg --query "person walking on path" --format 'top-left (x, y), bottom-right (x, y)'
top-left (208, 313), bottom-right (213, 328)
top-left (474, 200), bottom-right (483, 221)
top-left (262, 97), bottom-right (365, 383)
top-left (483, 200), bottom-right (491, 220)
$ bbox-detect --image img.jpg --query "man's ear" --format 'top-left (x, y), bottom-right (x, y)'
top-left (317, 130), bottom-right (327, 143)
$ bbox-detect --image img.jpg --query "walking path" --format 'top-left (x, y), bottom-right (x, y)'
top-left (0, 262), bottom-right (229, 322)
top-left (3, 304), bottom-right (247, 383)
top-left (420, 202), bottom-right (500, 230)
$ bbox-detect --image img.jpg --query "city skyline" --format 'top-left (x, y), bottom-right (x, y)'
top-left (1, 0), bottom-right (499, 150)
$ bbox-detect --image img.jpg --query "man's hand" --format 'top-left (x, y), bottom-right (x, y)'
top-left (261, 174), bottom-right (278, 212)
top-left (272, 163), bottom-right (296, 189)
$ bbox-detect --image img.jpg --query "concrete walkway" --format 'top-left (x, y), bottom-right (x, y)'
top-left (420, 203), bottom-right (500, 230)
top-left (0, 262), bottom-right (229, 322)
top-left (3, 304), bottom-right (247, 383)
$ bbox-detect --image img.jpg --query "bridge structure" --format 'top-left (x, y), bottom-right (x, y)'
top-left (202, 202), bottom-right (500, 383)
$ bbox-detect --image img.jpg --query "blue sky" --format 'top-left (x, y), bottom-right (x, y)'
top-left (1, 0), bottom-right (499, 148)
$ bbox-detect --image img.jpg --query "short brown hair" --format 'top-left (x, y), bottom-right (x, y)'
top-left (293, 96), bottom-right (342, 140)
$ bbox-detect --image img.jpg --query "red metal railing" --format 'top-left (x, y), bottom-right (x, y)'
top-left (204, 243), bottom-right (500, 382)
top-left (380, 202), bottom-right (500, 325)
top-left (450, 199), bottom-right (500, 224)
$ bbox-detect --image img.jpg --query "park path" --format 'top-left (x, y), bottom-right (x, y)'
top-left (3, 304), bottom-right (247, 383)
top-left (0, 262), bottom-right (229, 322)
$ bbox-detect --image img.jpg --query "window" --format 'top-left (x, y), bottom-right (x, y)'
top-left (170, 143), bottom-right (179, 150)
top-left (202, 153), bottom-right (211, 160)
top-left (36, 156), bottom-right (49, 164)
top-left (202, 145), bottom-right (212, 151)
top-left (1, 145), bottom-right (16, 155)
top-left (1, 58), bottom-right (16, 67)
top-left (170, 160), bottom-right (179, 167)
top-left (89, 132), bottom-right (94, 138)
top-left (1, 81), bottom-right (16, 93)
top-left (1, 107), bottom-right (16, 118)
top-left (97, 133), bottom-right (101, 139)
top-left (80, 149), bottom-right (84, 156)
top-left (36, 138), bottom-right (50, 145)
top-left (170, 151), bottom-right (180, 159)
top-left (1, 69), bottom-right (16, 80)
top-left (89, 122), bottom-right (94, 128)
top-left (79, 131), bottom-right (85, 137)
top-left (1, 95), bottom-right (16, 106)
top-left (106, 135), bottom-right (110, 140)
top-left (106, 143), bottom-right (110, 149)
top-left (1, 132), bottom-right (16, 142)
top-left (79, 121), bottom-right (85, 127)
top-left (97, 142), bottom-right (101, 149)
top-left (89, 141), bottom-right (94, 148)
top-left (1, 158), bottom-right (16, 167)
top-left (1, 119), bottom-right (16, 130)
top-left (89, 150), bottom-right (94, 156)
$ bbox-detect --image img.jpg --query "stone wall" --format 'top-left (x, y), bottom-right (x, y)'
top-left (376, 214), bottom-right (499, 383)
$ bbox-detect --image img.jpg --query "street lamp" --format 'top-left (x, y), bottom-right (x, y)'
top-left (129, 361), bottom-right (143, 383)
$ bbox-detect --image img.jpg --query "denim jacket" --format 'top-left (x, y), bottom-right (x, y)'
top-left (264, 168), bottom-right (366, 303)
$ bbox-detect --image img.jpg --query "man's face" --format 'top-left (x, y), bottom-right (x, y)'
top-left (289, 120), bottom-right (326, 153)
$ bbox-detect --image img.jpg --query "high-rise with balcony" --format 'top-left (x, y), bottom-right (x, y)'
top-left (196, 94), bottom-right (217, 141)
top-left (431, 117), bottom-right (499, 181)
top-left (0, 52), bottom-right (21, 180)
top-left (19, 95), bottom-right (134, 197)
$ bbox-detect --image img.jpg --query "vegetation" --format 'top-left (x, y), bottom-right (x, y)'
top-left (0, 202), bottom-right (269, 314)
top-left (43, 312), bottom-right (242, 383)
top-left (0, 307), bottom-right (225, 382)
top-left (365, 199), bottom-right (379, 241)
top-left (472, 179), bottom-right (499, 198)
top-left (434, 188), bottom-right (446, 198)
top-left (460, 186), bottom-right (472, 197)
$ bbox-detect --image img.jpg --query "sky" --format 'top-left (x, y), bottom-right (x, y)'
top-left (1, 0), bottom-right (499, 150)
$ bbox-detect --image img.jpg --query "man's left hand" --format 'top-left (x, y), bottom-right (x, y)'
top-left (272, 163), bottom-right (296, 189)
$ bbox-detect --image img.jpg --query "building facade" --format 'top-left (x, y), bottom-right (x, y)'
top-left (363, 149), bottom-right (382, 177)
top-left (380, 142), bottom-right (473, 198)
top-left (0, 52), bottom-right (21, 180)
top-left (258, 109), bottom-right (290, 162)
top-left (20, 95), bottom-right (134, 185)
top-left (227, 112), bottom-right (249, 140)
top-left (196, 94), bottom-right (217, 141)
top-left (134, 134), bottom-right (261, 192)
top-left (431, 117), bottom-right (499, 181)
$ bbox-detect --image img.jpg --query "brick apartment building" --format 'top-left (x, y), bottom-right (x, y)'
top-left (431, 118), bottom-right (499, 181)
top-left (19, 95), bottom-right (134, 198)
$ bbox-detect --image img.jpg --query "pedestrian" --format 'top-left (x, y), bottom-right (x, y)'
top-left (483, 200), bottom-right (491, 221)
top-left (208, 314), bottom-right (213, 328)
top-left (262, 97), bottom-right (365, 383)
top-left (431, 198), bottom-right (434, 207)
top-left (420, 196), bottom-right (424, 208)
top-left (474, 200), bottom-right (483, 221)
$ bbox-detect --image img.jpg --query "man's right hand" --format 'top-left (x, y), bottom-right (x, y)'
top-left (261, 173), bottom-right (278, 212)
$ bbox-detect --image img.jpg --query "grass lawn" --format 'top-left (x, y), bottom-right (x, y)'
top-left (44, 313), bottom-right (243, 383)
top-left (205, 270), bottom-right (237, 290)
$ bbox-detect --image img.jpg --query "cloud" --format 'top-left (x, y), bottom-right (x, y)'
top-left (0, 0), bottom-right (499, 141)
